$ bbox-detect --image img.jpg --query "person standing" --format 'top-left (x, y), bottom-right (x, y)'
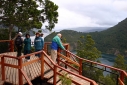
top-left (40, 33), bottom-right (44, 41)
top-left (15, 32), bottom-right (23, 57)
top-left (34, 32), bottom-right (44, 57)
top-left (51, 33), bottom-right (65, 63)
top-left (24, 34), bottom-right (31, 61)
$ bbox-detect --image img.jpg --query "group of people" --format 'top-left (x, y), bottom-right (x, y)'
top-left (14, 31), bottom-right (65, 63)
top-left (14, 32), bottom-right (44, 61)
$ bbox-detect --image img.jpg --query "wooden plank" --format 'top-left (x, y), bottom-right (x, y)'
top-left (0, 65), bottom-right (5, 84)
top-left (23, 58), bottom-right (29, 84)
top-left (29, 56), bottom-right (37, 79)
top-left (15, 59), bottom-right (18, 85)
top-left (47, 76), bottom-right (60, 84)
top-left (10, 58), bottom-right (15, 84)
top-left (44, 70), bottom-right (53, 79)
top-left (5, 57), bottom-right (12, 83)
top-left (59, 70), bottom-right (90, 85)
top-left (11, 58), bottom-right (15, 84)
top-left (32, 56), bottom-right (40, 77)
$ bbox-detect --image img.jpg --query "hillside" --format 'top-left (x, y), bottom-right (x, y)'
top-left (45, 18), bottom-right (127, 56)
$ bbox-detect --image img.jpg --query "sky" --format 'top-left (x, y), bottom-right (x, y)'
top-left (49, 0), bottom-right (127, 31)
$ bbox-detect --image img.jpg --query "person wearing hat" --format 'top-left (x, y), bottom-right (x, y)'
top-left (34, 32), bottom-right (44, 57)
top-left (24, 34), bottom-right (31, 61)
top-left (51, 33), bottom-right (65, 63)
top-left (15, 32), bottom-right (23, 57)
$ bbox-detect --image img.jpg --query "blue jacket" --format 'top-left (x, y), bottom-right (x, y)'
top-left (34, 37), bottom-right (44, 50)
top-left (51, 35), bottom-right (65, 50)
top-left (24, 38), bottom-right (31, 50)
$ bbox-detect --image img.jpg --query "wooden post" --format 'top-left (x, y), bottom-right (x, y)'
top-left (18, 58), bottom-right (23, 85)
top-left (41, 52), bottom-right (44, 79)
top-left (44, 43), bottom-right (47, 53)
top-left (65, 44), bottom-right (69, 57)
top-left (10, 40), bottom-right (14, 52)
top-left (120, 71), bottom-right (124, 85)
top-left (79, 59), bottom-right (83, 75)
top-left (1, 56), bottom-right (5, 80)
top-left (53, 65), bottom-right (57, 85)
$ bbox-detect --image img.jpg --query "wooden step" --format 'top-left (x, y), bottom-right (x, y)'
top-left (0, 66), bottom-right (4, 85)
top-left (59, 70), bottom-right (90, 85)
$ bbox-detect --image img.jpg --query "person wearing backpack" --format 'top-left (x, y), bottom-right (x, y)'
top-left (15, 32), bottom-right (23, 57)
top-left (24, 34), bottom-right (31, 61)
top-left (34, 32), bottom-right (44, 57)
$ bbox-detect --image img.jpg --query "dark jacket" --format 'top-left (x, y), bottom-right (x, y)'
top-left (24, 38), bottom-right (31, 51)
top-left (34, 37), bottom-right (44, 50)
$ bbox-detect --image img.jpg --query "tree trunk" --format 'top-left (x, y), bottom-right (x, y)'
top-left (9, 24), bottom-right (14, 40)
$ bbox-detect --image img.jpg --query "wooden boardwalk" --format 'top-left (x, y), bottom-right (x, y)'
top-left (0, 52), bottom-right (51, 85)
top-left (0, 52), bottom-right (91, 85)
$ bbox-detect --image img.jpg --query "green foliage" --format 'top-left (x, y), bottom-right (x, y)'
top-left (77, 35), bottom-right (101, 61)
top-left (113, 54), bottom-right (127, 70)
top-left (31, 46), bottom-right (35, 52)
top-left (0, 28), bottom-right (16, 53)
top-left (100, 75), bottom-right (115, 85)
top-left (76, 35), bottom-right (103, 83)
top-left (59, 72), bottom-right (72, 85)
top-left (110, 54), bottom-right (127, 85)
top-left (0, 0), bottom-right (58, 39)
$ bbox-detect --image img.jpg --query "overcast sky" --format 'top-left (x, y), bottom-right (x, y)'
top-left (49, 0), bottom-right (127, 31)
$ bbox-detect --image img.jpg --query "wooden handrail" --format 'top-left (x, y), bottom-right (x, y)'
top-left (0, 40), bottom-right (11, 42)
top-left (64, 50), bottom-right (123, 72)
top-left (63, 50), bottom-right (127, 85)
top-left (19, 50), bottom-right (43, 59)
top-left (118, 78), bottom-right (125, 85)
top-left (57, 52), bottom-right (80, 67)
top-left (56, 64), bottom-right (97, 85)
top-left (42, 51), bottom-right (98, 85)
top-left (3, 55), bottom-right (18, 59)
top-left (20, 69), bottom-right (32, 85)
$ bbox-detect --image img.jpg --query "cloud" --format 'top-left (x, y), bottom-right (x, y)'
top-left (51, 0), bottom-right (127, 30)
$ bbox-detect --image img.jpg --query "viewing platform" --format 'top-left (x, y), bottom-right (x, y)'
top-left (0, 40), bottom-right (127, 85)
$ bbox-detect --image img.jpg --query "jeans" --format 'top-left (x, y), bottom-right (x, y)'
top-left (35, 49), bottom-right (41, 58)
top-left (16, 46), bottom-right (22, 57)
top-left (24, 50), bottom-right (30, 59)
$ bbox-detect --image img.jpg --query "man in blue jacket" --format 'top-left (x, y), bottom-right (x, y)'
top-left (51, 33), bottom-right (65, 63)
top-left (34, 32), bottom-right (44, 57)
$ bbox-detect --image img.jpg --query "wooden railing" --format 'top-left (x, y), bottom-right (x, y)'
top-left (0, 51), bottom-right (43, 85)
top-left (62, 50), bottom-right (127, 85)
top-left (42, 51), bottom-right (98, 85)
top-left (0, 40), bottom-right (14, 52)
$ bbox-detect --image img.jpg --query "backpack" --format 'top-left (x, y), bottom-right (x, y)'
top-left (15, 37), bottom-right (22, 46)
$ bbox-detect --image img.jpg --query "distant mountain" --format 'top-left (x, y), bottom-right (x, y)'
top-left (53, 27), bottom-right (109, 33)
top-left (45, 18), bottom-right (127, 56)
top-left (67, 27), bottom-right (109, 32)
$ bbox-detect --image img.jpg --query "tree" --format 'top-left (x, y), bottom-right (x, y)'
top-left (110, 54), bottom-right (127, 85)
top-left (0, 0), bottom-right (58, 40)
top-left (76, 35), bottom-right (103, 83)
top-left (59, 72), bottom-right (72, 85)
top-left (77, 35), bottom-right (101, 61)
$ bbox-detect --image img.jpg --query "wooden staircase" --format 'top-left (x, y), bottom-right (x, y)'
top-left (0, 66), bottom-right (4, 85)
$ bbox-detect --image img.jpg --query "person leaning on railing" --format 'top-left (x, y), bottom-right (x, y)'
top-left (51, 33), bottom-right (65, 63)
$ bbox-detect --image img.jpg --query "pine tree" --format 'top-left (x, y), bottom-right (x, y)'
top-left (77, 35), bottom-right (103, 83)
top-left (110, 54), bottom-right (127, 85)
